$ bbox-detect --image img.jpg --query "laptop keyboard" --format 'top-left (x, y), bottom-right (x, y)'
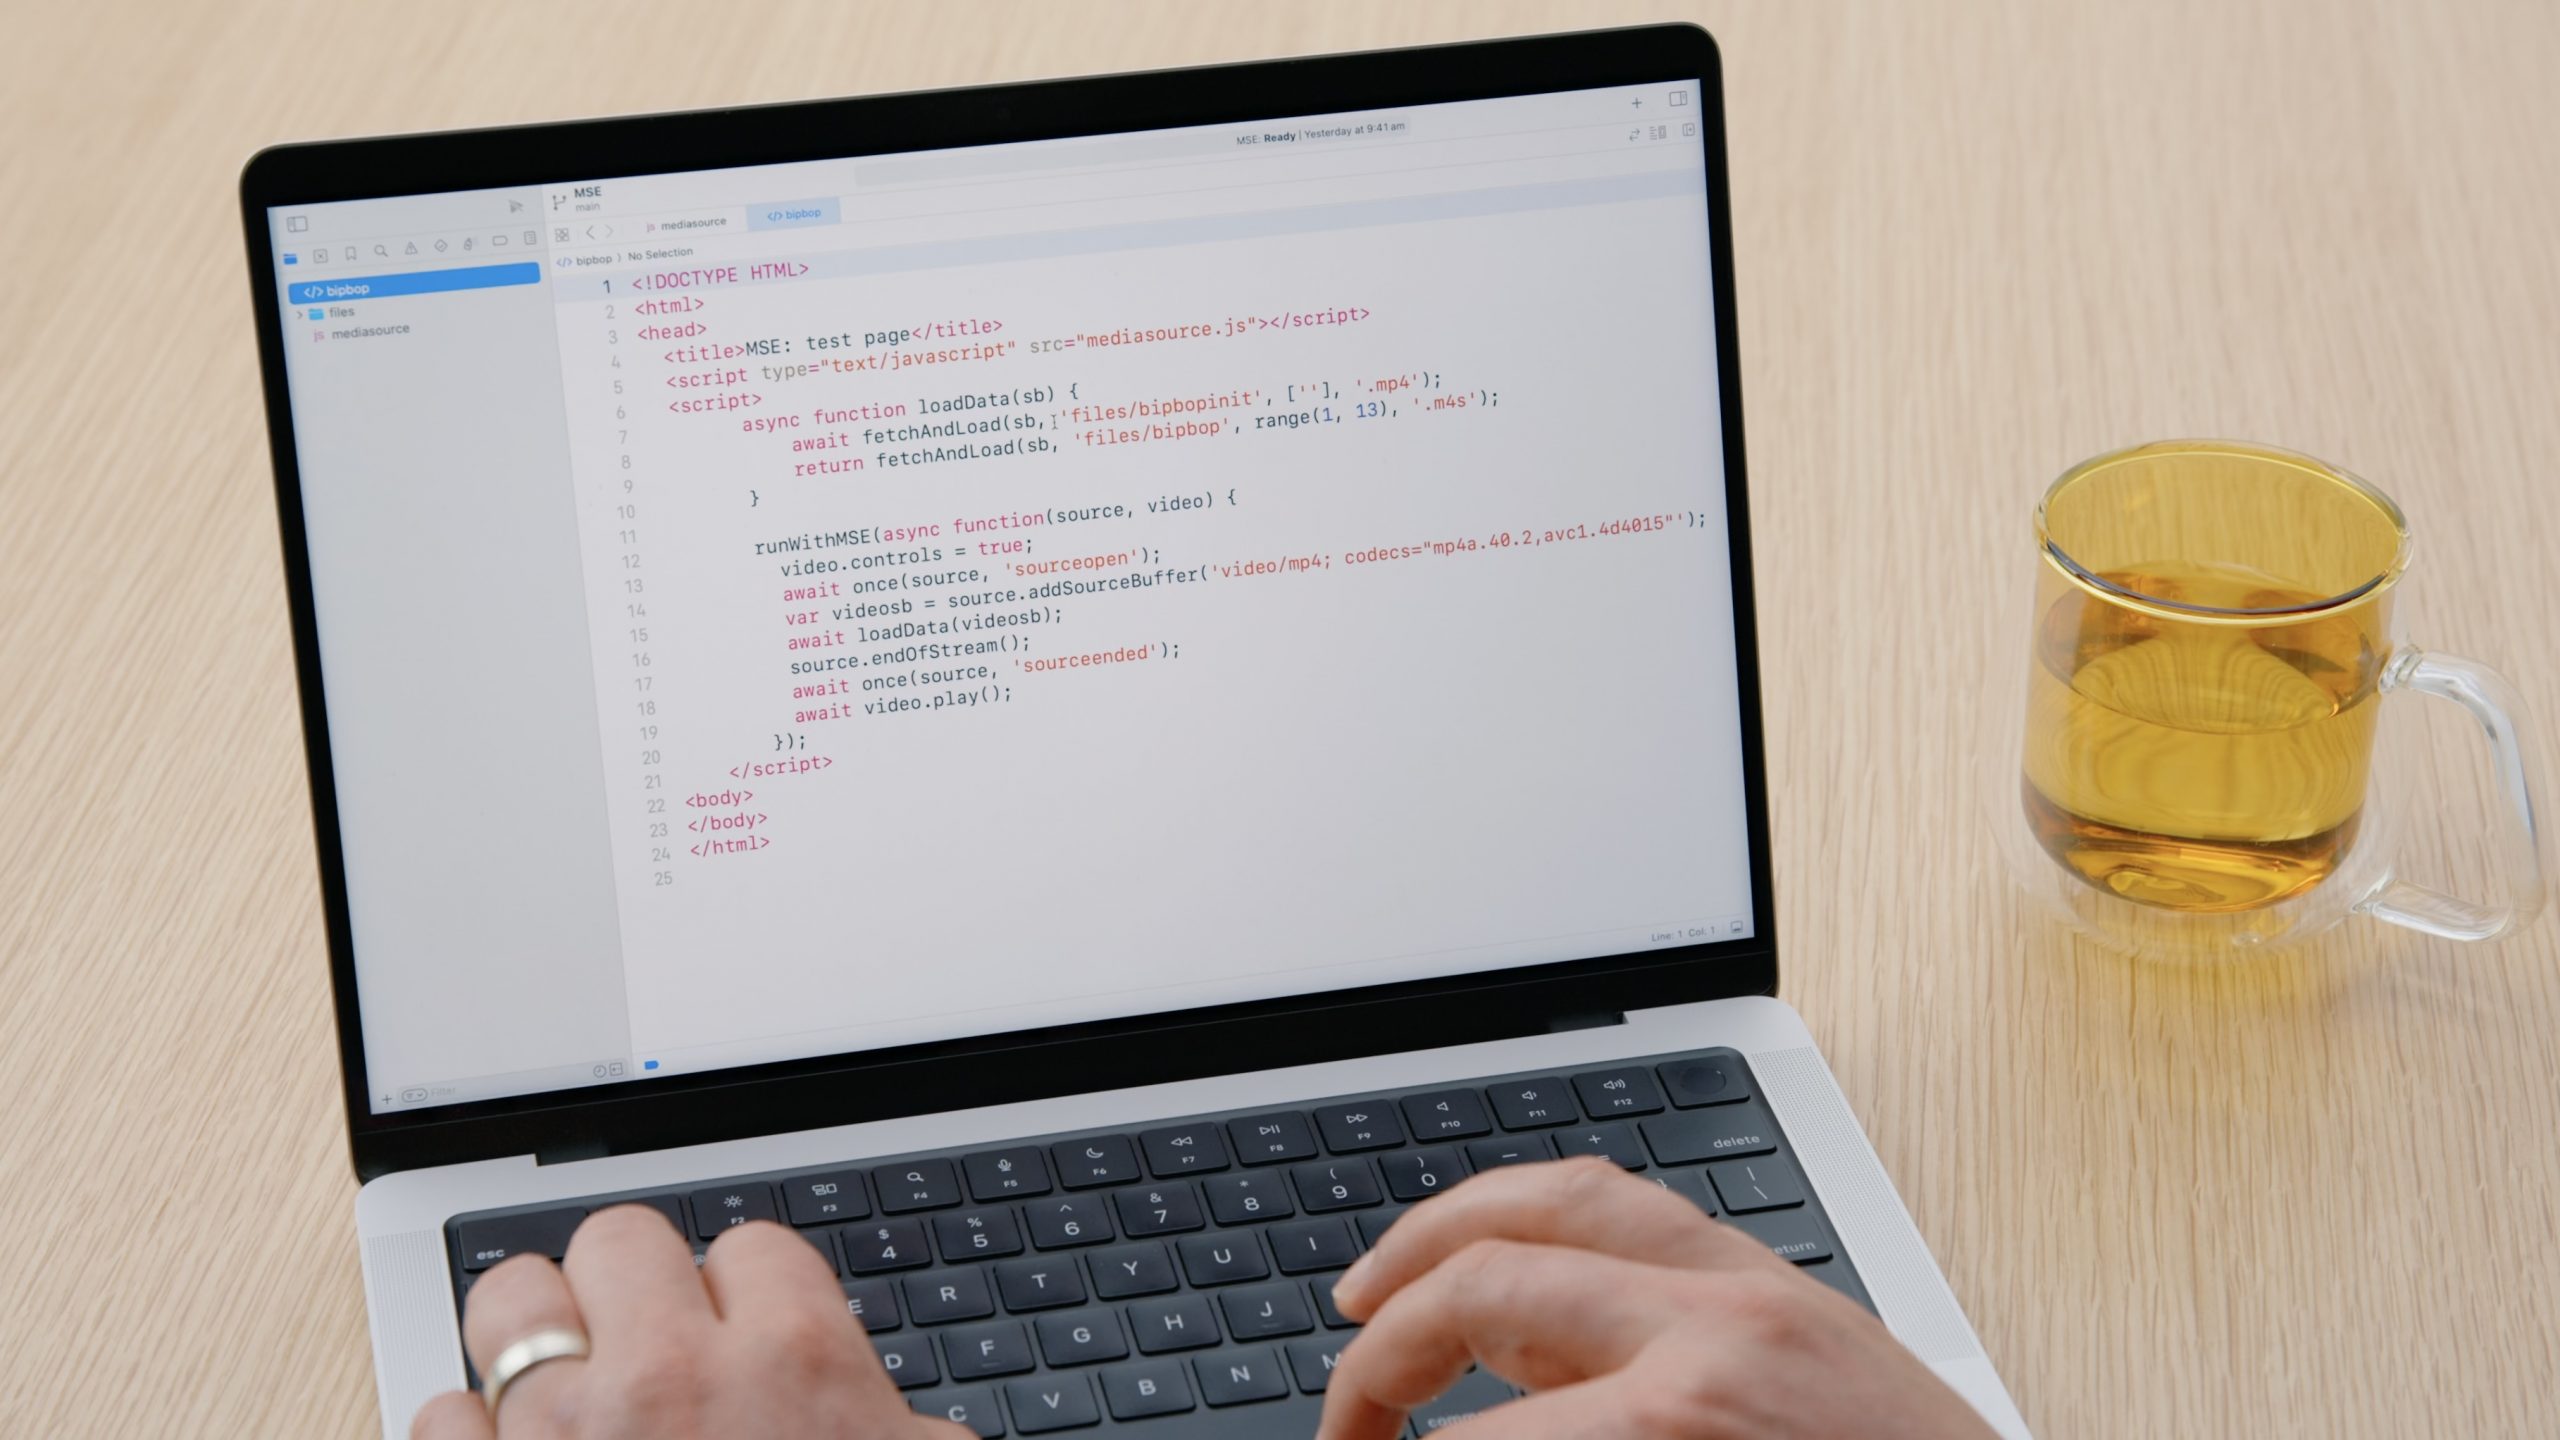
top-left (446, 1047), bottom-right (1869, 1436)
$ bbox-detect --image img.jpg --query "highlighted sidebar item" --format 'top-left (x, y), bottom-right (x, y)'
top-left (288, 262), bottom-right (541, 306)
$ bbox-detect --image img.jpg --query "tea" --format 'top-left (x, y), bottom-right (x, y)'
top-left (2021, 557), bottom-right (2388, 911)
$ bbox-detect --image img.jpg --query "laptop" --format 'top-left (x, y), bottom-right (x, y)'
top-left (239, 25), bottom-right (2028, 1439)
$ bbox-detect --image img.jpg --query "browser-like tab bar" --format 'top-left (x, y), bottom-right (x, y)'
top-left (747, 197), bottom-right (840, 231)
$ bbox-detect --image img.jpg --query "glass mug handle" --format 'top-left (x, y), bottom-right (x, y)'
top-left (2358, 646), bottom-right (2550, 941)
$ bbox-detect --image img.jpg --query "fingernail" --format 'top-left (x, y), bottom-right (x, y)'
top-left (1334, 1255), bottom-right (1371, 1306)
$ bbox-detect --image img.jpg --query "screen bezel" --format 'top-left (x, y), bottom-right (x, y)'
top-left (238, 23), bottom-right (1777, 1182)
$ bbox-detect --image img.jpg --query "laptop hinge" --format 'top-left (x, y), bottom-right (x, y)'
top-left (518, 1007), bottom-right (1630, 1168)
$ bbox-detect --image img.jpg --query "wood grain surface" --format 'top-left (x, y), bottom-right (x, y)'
top-left (3, 2), bottom-right (2555, 1435)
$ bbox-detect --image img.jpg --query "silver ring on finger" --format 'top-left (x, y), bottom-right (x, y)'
top-left (481, 1326), bottom-right (590, 1417)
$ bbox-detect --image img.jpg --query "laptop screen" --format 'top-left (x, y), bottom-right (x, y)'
top-left (264, 80), bottom-right (1755, 1116)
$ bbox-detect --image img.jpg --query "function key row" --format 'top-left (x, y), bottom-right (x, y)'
top-left (827, 1054), bottom-right (1750, 1217)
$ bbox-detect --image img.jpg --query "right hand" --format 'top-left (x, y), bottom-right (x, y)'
top-left (1314, 1157), bottom-right (1999, 1440)
top-left (410, 1204), bottom-right (970, 1440)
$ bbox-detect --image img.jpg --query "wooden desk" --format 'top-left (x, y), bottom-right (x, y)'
top-left (4, 2), bottom-right (2554, 1434)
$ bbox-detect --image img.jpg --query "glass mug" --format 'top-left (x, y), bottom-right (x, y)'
top-left (2003, 440), bottom-right (2547, 957)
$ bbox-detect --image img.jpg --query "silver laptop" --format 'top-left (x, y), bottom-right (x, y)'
top-left (239, 26), bottom-right (2028, 1438)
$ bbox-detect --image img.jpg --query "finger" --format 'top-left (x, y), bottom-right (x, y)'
top-left (1333, 1157), bottom-right (1775, 1319)
top-left (460, 1254), bottom-right (589, 1432)
top-left (702, 1221), bottom-right (910, 1410)
top-left (698, 1219), bottom-right (849, 1328)
top-left (1315, 1239), bottom-right (1691, 1440)
top-left (560, 1202), bottom-right (714, 1349)
top-left (408, 1389), bottom-right (497, 1440)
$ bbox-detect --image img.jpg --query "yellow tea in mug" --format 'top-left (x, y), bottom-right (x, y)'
top-left (2020, 443), bottom-right (2404, 912)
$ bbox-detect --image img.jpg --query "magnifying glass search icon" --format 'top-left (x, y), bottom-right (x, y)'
top-left (374, 244), bottom-right (389, 258)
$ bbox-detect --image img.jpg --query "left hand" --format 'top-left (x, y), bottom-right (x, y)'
top-left (408, 1203), bottom-right (971, 1440)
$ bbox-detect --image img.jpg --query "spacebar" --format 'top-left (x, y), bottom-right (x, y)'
top-left (1105, 1395), bottom-right (1324, 1437)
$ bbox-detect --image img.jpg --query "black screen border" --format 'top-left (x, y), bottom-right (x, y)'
top-left (238, 23), bottom-right (1778, 1181)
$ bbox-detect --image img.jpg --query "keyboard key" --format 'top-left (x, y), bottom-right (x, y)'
top-left (942, 1319), bottom-right (1035, 1380)
top-left (1127, 1294), bottom-right (1221, 1353)
top-left (843, 1276), bottom-right (900, 1332)
top-left (1354, 1207), bottom-right (1407, 1248)
top-left (1006, 1372), bottom-right (1101, 1433)
top-left (874, 1331), bottom-right (938, 1389)
top-left (610, 1195), bottom-right (688, 1236)
top-left (1026, 1195), bottom-right (1113, 1249)
top-left (1202, 1171), bottom-right (1295, 1225)
top-left (1290, 1158), bottom-right (1382, 1213)
top-left (1052, 1135), bottom-right (1142, 1190)
top-left (933, 1207), bottom-right (1026, 1262)
top-left (1463, 1134), bottom-right (1553, 1172)
top-left (1378, 1148), bottom-right (1464, 1202)
top-left (1640, 1102), bottom-right (1779, 1165)
top-left (1726, 1207), bottom-right (1832, 1264)
top-left (872, 1159), bottom-right (964, 1214)
top-left (912, 1385), bottom-right (1002, 1437)
top-left (1572, 1066), bottom-right (1667, 1118)
top-left (1219, 1281), bottom-right (1315, 1339)
top-left (1486, 1077), bottom-right (1577, 1130)
top-left (1312, 1102), bottom-right (1405, 1153)
top-left (799, 1227), bottom-right (842, 1274)
top-left (1659, 1050), bottom-right (1753, 1108)
top-left (455, 1207), bottom-right (583, 1271)
top-left (1089, 1241), bottom-right (1178, 1300)
top-left (1286, 1335), bottom-right (1349, 1392)
top-left (1034, 1308), bottom-right (1130, 1366)
top-left (1267, 1217), bottom-right (1358, 1275)
top-left (778, 1171), bottom-right (871, 1227)
top-left (1111, 1182), bottom-right (1205, 1237)
top-left (904, 1268), bottom-right (997, 1325)
top-left (1139, 1123), bottom-right (1232, 1177)
top-left (844, 1219), bottom-right (933, 1274)
top-left (1647, 1166), bottom-right (1719, 1215)
top-left (963, 1147), bottom-right (1053, 1202)
top-left (1101, 1358), bottom-right (1197, 1418)
top-left (1177, 1233), bottom-right (1271, 1286)
top-left (689, 1183), bottom-right (776, 1238)
top-left (1706, 1156), bottom-right (1805, 1213)
top-left (1411, 1369), bottom-right (1516, 1430)
top-left (1400, 1090), bottom-right (1492, 1140)
top-left (1552, 1121), bottom-right (1648, 1171)
top-left (1227, 1112), bottom-right (1319, 1165)
top-left (1197, 1347), bottom-right (1289, 1406)
top-left (1309, 1275), bottom-right (1358, 1329)
top-left (994, 1255), bottom-right (1087, 1311)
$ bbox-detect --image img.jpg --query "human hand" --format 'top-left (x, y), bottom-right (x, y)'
top-left (410, 1204), bottom-right (971, 1439)
top-left (1314, 1157), bottom-right (1997, 1440)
